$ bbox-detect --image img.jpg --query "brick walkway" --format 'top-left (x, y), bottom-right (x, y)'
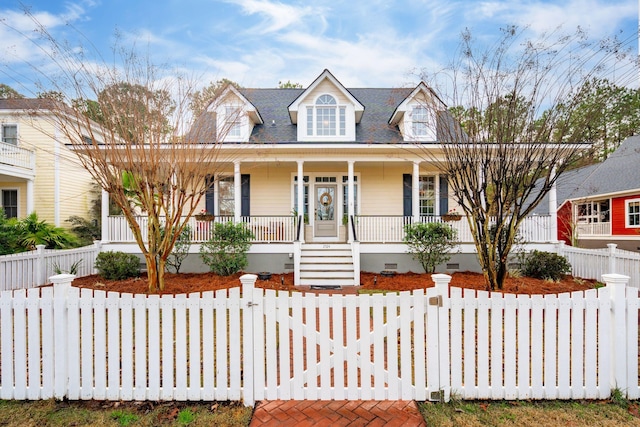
top-left (250, 400), bottom-right (426, 426)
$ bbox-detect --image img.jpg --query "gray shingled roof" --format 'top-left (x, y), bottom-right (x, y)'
top-left (534, 135), bottom-right (640, 214)
top-left (237, 87), bottom-right (414, 144)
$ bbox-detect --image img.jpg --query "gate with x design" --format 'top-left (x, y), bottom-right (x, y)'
top-left (240, 274), bottom-right (449, 406)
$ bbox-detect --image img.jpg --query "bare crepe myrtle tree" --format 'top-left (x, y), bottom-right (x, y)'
top-left (416, 26), bottom-right (638, 290)
top-left (2, 13), bottom-right (242, 291)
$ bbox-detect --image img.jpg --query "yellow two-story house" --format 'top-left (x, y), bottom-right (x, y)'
top-left (0, 98), bottom-right (96, 227)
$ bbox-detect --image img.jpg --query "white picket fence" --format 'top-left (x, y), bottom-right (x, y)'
top-left (559, 242), bottom-right (640, 289)
top-left (0, 272), bottom-right (637, 405)
top-left (0, 243), bottom-right (101, 291)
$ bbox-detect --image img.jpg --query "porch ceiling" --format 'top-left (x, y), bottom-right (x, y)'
top-left (217, 143), bottom-right (448, 162)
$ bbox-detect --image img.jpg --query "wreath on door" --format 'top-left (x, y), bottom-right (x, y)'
top-left (320, 192), bottom-right (333, 206)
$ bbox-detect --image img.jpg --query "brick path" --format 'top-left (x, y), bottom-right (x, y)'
top-left (250, 400), bottom-right (426, 426)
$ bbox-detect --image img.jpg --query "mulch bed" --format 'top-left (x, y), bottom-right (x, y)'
top-left (67, 271), bottom-right (597, 295)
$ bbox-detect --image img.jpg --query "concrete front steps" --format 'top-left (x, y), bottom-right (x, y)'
top-left (299, 243), bottom-right (356, 287)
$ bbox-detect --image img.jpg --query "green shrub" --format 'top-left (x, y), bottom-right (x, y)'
top-left (95, 251), bottom-right (140, 280)
top-left (404, 221), bottom-right (458, 273)
top-left (161, 225), bottom-right (192, 273)
top-left (522, 250), bottom-right (571, 281)
top-left (199, 221), bottom-right (254, 276)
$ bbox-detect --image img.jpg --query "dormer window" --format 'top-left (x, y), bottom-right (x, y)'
top-left (226, 106), bottom-right (242, 138)
top-left (411, 106), bottom-right (429, 137)
top-left (306, 94), bottom-right (346, 137)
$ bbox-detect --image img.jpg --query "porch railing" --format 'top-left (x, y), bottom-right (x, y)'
top-left (576, 222), bottom-right (611, 236)
top-left (106, 214), bottom-right (554, 244)
top-left (106, 215), bottom-right (295, 243)
top-left (355, 214), bottom-right (553, 243)
top-left (0, 141), bottom-right (35, 171)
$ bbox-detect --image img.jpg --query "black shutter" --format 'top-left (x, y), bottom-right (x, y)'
top-left (439, 175), bottom-right (449, 215)
top-left (241, 174), bottom-right (250, 216)
top-left (403, 174), bottom-right (412, 216)
top-left (205, 175), bottom-right (215, 214)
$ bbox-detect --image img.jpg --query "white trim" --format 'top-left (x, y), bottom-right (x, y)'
top-left (0, 187), bottom-right (20, 218)
top-left (290, 171), bottom-right (361, 240)
top-left (1, 122), bottom-right (19, 145)
top-left (624, 198), bottom-right (640, 228)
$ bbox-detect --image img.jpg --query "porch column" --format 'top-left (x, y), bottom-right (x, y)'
top-left (347, 160), bottom-right (355, 242)
top-left (548, 166), bottom-right (558, 242)
top-left (101, 189), bottom-right (109, 243)
top-left (412, 161), bottom-right (420, 222)
top-left (234, 161), bottom-right (241, 223)
top-left (297, 160), bottom-right (305, 243)
top-left (26, 178), bottom-right (34, 215)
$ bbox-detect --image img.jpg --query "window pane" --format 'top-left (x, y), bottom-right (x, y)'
top-left (412, 106), bottom-right (428, 137)
top-left (342, 184), bottom-right (358, 217)
top-left (218, 177), bottom-right (234, 216)
top-left (2, 190), bottom-right (18, 218)
top-left (2, 125), bottom-right (17, 145)
top-left (316, 107), bottom-right (336, 136)
top-left (225, 107), bottom-right (241, 137)
top-left (339, 107), bottom-right (345, 136)
top-left (629, 201), bottom-right (640, 226)
top-left (419, 176), bottom-right (435, 216)
top-left (316, 95), bottom-right (336, 105)
top-left (307, 106), bottom-right (313, 136)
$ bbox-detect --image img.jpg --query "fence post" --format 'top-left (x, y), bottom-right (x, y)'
top-left (603, 273), bottom-right (629, 396)
top-left (92, 240), bottom-right (102, 274)
top-left (36, 244), bottom-right (46, 286)
top-left (607, 243), bottom-right (618, 274)
top-left (240, 274), bottom-right (257, 406)
top-left (50, 273), bottom-right (75, 400)
top-left (555, 240), bottom-right (565, 257)
top-left (431, 273), bottom-right (451, 402)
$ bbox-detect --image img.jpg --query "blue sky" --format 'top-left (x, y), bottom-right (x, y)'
top-left (1, 0), bottom-right (638, 94)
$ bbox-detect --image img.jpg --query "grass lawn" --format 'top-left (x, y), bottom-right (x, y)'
top-left (1, 398), bottom-right (639, 426)
top-left (0, 400), bottom-right (252, 426)
top-left (420, 396), bottom-right (640, 426)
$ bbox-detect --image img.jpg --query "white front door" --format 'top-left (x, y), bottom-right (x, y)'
top-left (314, 184), bottom-right (337, 237)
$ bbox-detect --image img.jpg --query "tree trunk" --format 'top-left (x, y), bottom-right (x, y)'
top-left (143, 252), bottom-right (165, 292)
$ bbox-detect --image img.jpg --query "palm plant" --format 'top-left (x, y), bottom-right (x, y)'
top-left (14, 213), bottom-right (78, 250)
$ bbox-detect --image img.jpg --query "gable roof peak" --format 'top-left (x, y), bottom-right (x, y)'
top-left (287, 69), bottom-right (365, 123)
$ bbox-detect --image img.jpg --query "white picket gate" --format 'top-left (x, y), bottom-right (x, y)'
top-left (0, 273), bottom-right (638, 406)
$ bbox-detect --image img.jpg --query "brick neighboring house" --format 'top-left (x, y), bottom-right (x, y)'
top-left (536, 135), bottom-right (640, 252)
top-left (0, 98), bottom-right (97, 227)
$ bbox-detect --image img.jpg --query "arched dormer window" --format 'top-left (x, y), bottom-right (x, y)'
top-left (306, 94), bottom-right (346, 137)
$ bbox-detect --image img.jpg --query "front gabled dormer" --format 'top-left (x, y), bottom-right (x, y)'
top-left (206, 85), bottom-right (263, 142)
top-left (389, 82), bottom-right (446, 142)
top-left (288, 70), bottom-right (364, 142)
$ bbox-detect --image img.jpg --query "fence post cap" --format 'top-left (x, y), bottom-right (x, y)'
top-left (49, 273), bottom-right (76, 285)
top-left (431, 273), bottom-right (452, 288)
top-left (601, 273), bottom-right (629, 285)
top-left (240, 274), bottom-right (258, 289)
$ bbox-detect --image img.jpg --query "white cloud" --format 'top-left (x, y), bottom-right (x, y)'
top-left (225, 0), bottom-right (323, 34)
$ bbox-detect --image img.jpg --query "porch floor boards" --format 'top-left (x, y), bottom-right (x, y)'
top-left (250, 400), bottom-right (426, 426)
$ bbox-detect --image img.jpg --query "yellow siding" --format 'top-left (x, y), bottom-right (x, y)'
top-left (12, 115), bottom-right (95, 227)
top-left (304, 80), bottom-right (351, 104)
top-left (245, 164), bottom-right (292, 215)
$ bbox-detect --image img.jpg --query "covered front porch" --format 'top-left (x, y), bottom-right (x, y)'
top-left (98, 153), bottom-right (559, 286)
